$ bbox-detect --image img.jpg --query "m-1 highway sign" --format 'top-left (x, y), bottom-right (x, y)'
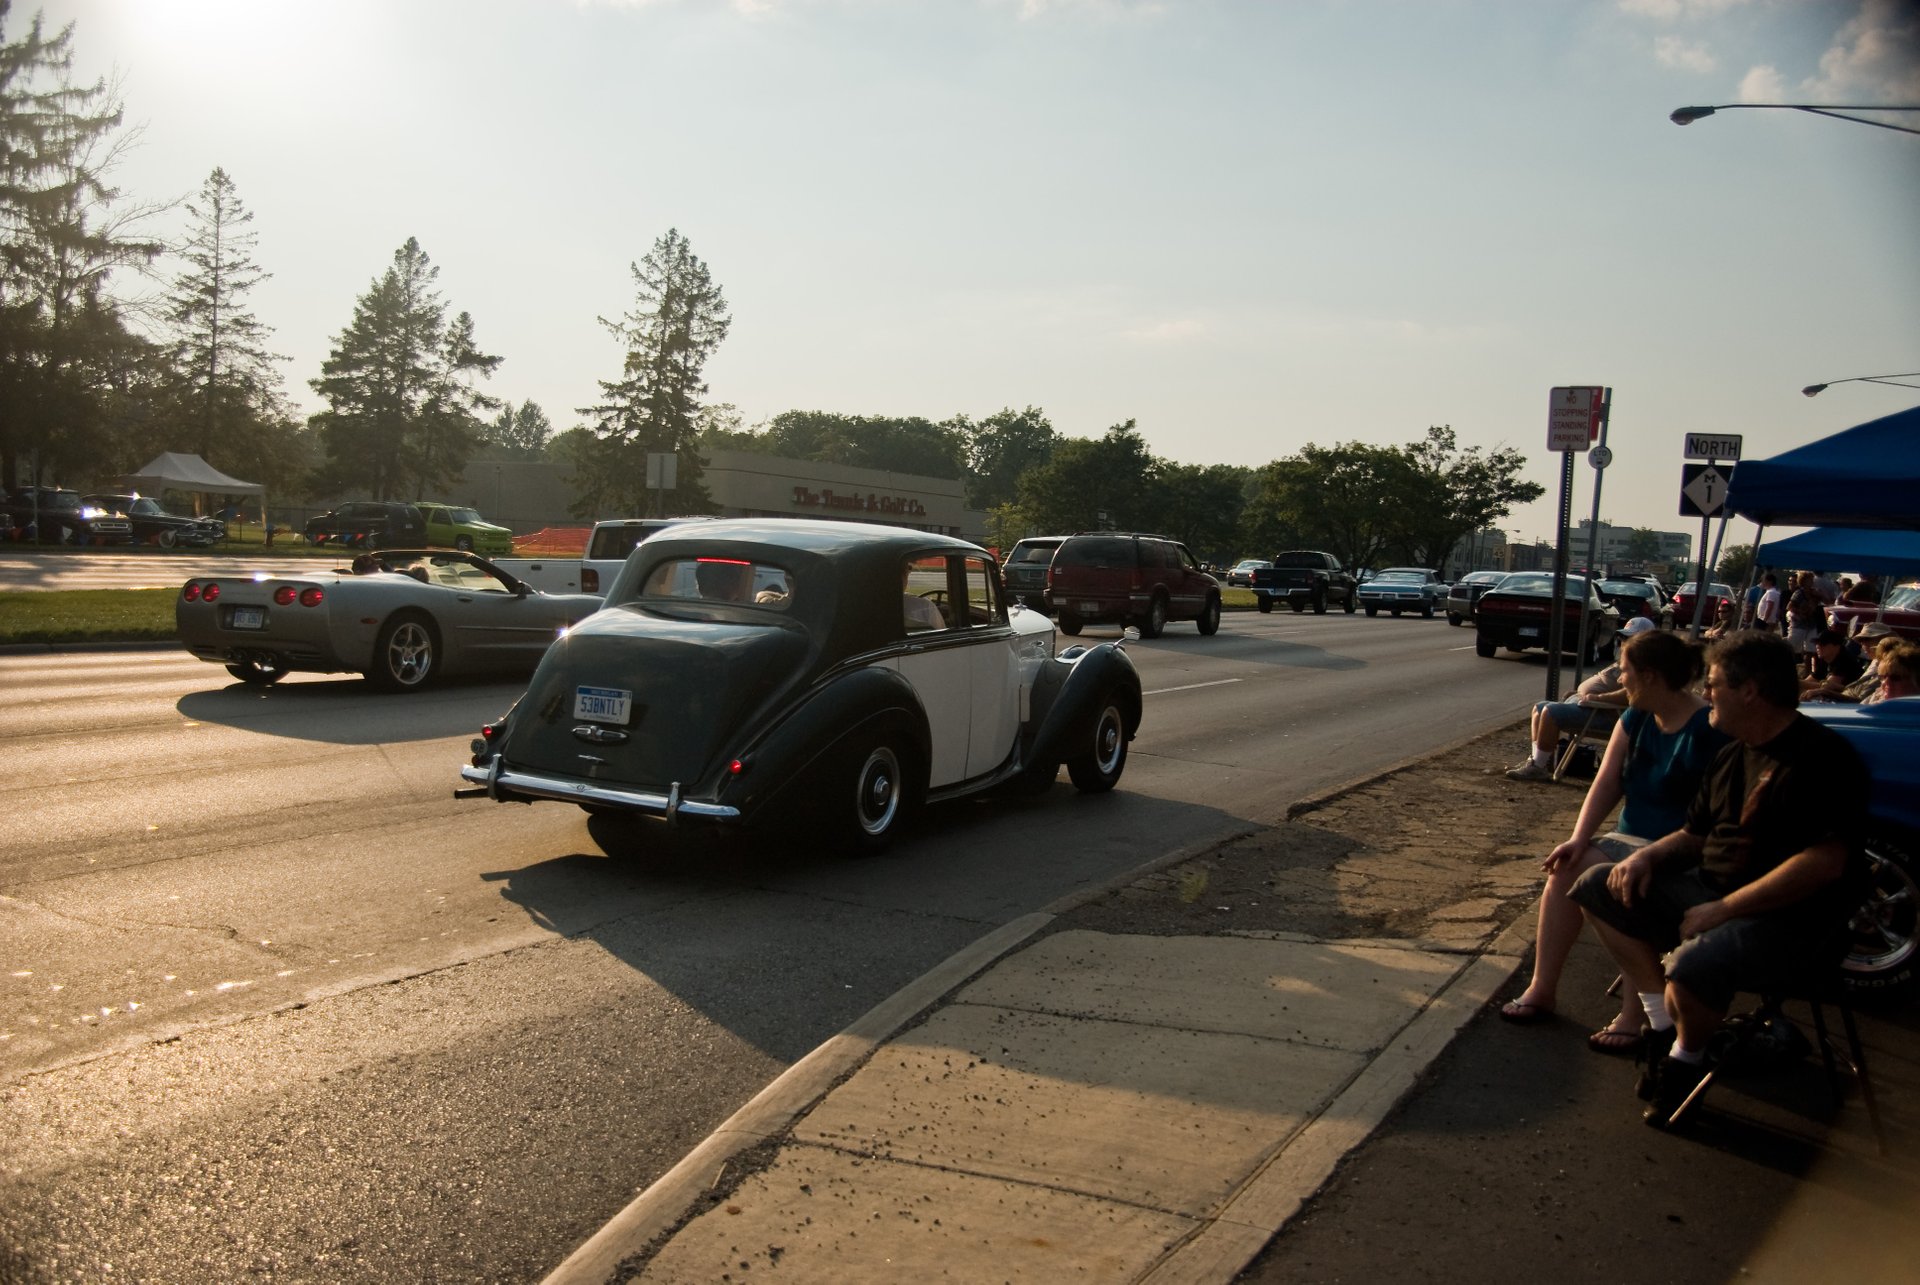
top-left (1684, 433), bottom-right (1742, 461)
top-left (1548, 386), bottom-right (1603, 452)
top-left (1680, 462), bottom-right (1731, 517)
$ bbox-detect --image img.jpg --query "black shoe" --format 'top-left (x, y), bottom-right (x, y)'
top-left (1635, 1026), bottom-right (1677, 1101)
top-left (1643, 1056), bottom-right (1709, 1130)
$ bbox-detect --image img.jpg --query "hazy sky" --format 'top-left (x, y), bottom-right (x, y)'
top-left (29, 0), bottom-right (1920, 547)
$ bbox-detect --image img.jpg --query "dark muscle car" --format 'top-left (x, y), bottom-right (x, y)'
top-left (176, 549), bottom-right (602, 689)
top-left (457, 519), bottom-right (1145, 852)
top-left (1473, 571), bottom-right (1622, 665)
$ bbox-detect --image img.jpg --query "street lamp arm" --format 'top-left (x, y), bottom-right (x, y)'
top-left (1801, 372), bottom-right (1920, 397)
top-left (1670, 103), bottom-right (1920, 135)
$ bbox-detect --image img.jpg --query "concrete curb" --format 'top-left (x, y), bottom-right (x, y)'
top-left (541, 716), bottom-right (1544, 1283)
top-left (0, 640), bottom-right (181, 655)
top-left (542, 912), bottom-right (1057, 1285)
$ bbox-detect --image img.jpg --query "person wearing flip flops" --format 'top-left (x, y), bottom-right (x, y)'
top-left (1498, 629), bottom-right (1729, 1054)
top-left (1568, 632), bottom-right (1869, 1129)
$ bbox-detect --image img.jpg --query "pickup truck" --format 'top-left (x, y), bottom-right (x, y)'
top-left (1248, 550), bottom-right (1358, 614)
top-left (492, 517), bottom-right (714, 596)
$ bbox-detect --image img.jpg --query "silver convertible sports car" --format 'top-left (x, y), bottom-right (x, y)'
top-left (456, 519), bottom-right (1145, 852)
top-left (175, 549), bottom-right (603, 689)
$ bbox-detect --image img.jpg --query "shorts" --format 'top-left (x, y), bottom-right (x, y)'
top-left (1534, 701), bottom-right (1621, 734)
top-left (1569, 861), bottom-right (1848, 1013)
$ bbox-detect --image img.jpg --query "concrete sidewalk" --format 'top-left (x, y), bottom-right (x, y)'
top-left (588, 923), bottom-right (1527, 1284)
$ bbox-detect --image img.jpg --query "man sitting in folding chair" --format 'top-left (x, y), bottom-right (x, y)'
top-left (1569, 631), bottom-right (1869, 1129)
top-left (1507, 616), bottom-right (1658, 782)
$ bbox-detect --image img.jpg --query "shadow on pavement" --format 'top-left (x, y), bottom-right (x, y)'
top-left (175, 674), bottom-right (527, 744)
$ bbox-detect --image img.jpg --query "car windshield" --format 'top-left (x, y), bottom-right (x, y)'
top-left (378, 553), bottom-right (515, 593)
top-left (639, 557), bottom-right (793, 610)
top-left (1272, 553), bottom-right (1326, 569)
top-left (445, 508), bottom-right (483, 523)
top-left (1598, 581), bottom-right (1650, 595)
top-left (1879, 585), bottom-right (1919, 610)
top-left (1375, 572), bottom-right (1423, 583)
top-left (1233, 559), bottom-right (1269, 569)
top-left (1008, 542), bottom-right (1060, 565)
top-left (1498, 574), bottom-right (1593, 596)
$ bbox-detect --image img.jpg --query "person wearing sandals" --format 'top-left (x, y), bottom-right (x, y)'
top-left (1498, 629), bottom-right (1729, 1052)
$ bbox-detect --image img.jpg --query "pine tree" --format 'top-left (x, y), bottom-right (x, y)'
top-left (574, 228), bottom-right (730, 516)
top-left (308, 237), bottom-right (498, 499)
top-left (160, 166), bottom-right (288, 470)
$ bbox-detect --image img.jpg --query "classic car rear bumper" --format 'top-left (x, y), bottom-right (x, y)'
top-left (457, 759), bottom-right (740, 821)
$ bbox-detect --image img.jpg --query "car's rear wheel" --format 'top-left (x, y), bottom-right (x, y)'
top-left (1365, 606), bottom-right (1378, 617)
top-left (1421, 601), bottom-right (1435, 619)
top-left (844, 739), bottom-right (911, 853)
top-left (1844, 825), bottom-right (1918, 1000)
top-left (1067, 700), bottom-right (1128, 793)
top-left (1059, 611), bottom-right (1084, 636)
top-left (1289, 600), bottom-right (1304, 613)
top-left (369, 612), bottom-right (437, 691)
top-left (1139, 594), bottom-right (1168, 639)
top-left (1312, 587), bottom-right (1327, 614)
top-left (1447, 612), bottom-right (1462, 626)
top-left (225, 657), bottom-right (288, 685)
top-left (1343, 592), bottom-right (1355, 614)
top-left (156, 528), bottom-right (177, 549)
top-left (1196, 595), bottom-right (1220, 635)
top-left (1475, 636), bottom-right (1496, 658)
top-left (1255, 598), bottom-right (1272, 614)
top-left (1390, 609), bottom-right (1402, 618)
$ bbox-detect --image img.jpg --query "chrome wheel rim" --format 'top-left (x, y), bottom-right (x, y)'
top-left (1092, 706), bottom-right (1124, 775)
top-left (856, 746), bottom-right (901, 836)
top-left (386, 622), bottom-right (433, 686)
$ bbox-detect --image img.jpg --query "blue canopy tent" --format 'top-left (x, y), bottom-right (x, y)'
top-left (1724, 403), bottom-right (1920, 530)
top-left (1756, 527), bottom-right (1920, 576)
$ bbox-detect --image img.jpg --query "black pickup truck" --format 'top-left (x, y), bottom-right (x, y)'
top-left (1249, 550), bottom-right (1358, 614)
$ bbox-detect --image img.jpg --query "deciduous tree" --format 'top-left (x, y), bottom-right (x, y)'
top-left (1392, 425), bottom-right (1543, 569)
top-left (1016, 420), bottom-right (1157, 535)
top-left (959, 405), bottom-right (1056, 511)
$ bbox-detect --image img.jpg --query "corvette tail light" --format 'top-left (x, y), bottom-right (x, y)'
top-left (183, 582), bottom-right (201, 602)
top-left (273, 586), bottom-right (297, 605)
top-left (299, 587), bottom-right (324, 607)
top-left (201, 582), bottom-right (221, 602)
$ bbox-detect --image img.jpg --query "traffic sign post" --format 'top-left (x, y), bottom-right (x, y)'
top-left (1677, 447), bottom-right (1737, 637)
top-left (1683, 433), bottom-right (1742, 462)
top-left (1548, 386), bottom-right (1604, 453)
top-left (1544, 385), bottom-right (1610, 698)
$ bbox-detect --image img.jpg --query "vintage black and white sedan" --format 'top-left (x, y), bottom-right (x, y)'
top-left (176, 549), bottom-right (603, 689)
top-left (456, 519), bottom-right (1144, 852)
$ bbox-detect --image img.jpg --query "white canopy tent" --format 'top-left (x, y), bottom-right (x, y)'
top-left (121, 452), bottom-right (265, 529)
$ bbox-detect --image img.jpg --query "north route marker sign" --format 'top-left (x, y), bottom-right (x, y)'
top-left (1548, 386), bottom-right (1604, 452)
top-left (1684, 433), bottom-right (1742, 461)
top-left (1680, 462), bottom-right (1731, 518)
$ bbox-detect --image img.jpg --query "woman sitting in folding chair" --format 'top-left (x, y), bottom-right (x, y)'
top-left (1499, 629), bottom-right (1731, 1051)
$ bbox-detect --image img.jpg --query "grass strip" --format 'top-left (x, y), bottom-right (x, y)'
top-left (0, 589), bottom-right (177, 644)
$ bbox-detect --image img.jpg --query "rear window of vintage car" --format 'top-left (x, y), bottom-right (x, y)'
top-left (637, 558), bottom-right (794, 610)
top-left (1008, 541), bottom-right (1061, 564)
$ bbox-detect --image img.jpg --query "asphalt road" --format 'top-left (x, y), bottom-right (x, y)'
top-left (1, 611), bottom-right (1546, 1283)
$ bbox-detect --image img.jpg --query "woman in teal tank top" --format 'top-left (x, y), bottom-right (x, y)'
top-left (1498, 630), bottom-right (1730, 1052)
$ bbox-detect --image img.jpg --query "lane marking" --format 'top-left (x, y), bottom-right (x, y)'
top-left (1143, 678), bottom-right (1245, 696)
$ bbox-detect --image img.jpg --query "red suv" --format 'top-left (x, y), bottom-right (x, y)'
top-left (1046, 532), bottom-right (1222, 638)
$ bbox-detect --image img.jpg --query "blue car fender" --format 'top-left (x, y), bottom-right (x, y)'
top-left (1027, 642), bottom-right (1142, 772)
top-left (719, 664), bottom-right (931, 821)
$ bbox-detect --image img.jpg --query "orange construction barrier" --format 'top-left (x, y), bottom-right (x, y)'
top-left (510, 526), bottom-right (591, 557)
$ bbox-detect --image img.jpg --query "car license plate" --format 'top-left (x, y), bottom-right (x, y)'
top-left (574, 685), bottom-right (631, 724)
top-left (1519, 626), bottom-right (1540, 637)
top-left (231, 606), bottom-right (265, 630)
top-left (1078, 601), bottom-right (1099, 613)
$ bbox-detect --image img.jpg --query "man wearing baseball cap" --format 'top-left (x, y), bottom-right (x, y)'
top-left (1507, 616), bottom-right (1660, 782)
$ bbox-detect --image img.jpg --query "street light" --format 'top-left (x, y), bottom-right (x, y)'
top-left (1801, 371), bottom-right (1920, 397)
top-left (1669, 102), bottom-right (1920, 136)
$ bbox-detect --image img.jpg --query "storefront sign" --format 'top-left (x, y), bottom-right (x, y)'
top-left (791, 487), bottom-right (927, 518)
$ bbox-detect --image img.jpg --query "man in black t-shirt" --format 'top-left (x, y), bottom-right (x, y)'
top-left (1802, 628), bottom-right (1867, 701)
top-left (1571, 631), bottom-right (1868, 1128)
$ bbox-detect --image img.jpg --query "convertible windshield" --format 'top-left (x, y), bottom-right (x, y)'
top-left (640, 557), bottom-right (793, 609)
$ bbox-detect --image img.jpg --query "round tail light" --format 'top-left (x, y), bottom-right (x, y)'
top-left (273, 586), bottom-right (296, 605)
top-left (202, 582), bottom-right (221, 602)
top-left (299, 587), bottom-right (325, 607)
top-left (183, 582), bottom-right (202, 602)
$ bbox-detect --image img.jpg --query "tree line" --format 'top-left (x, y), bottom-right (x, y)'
top-left (0, 3), bottom-right (1542, 569)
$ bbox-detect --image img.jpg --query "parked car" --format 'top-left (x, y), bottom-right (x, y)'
top-left (456, 519), bottom-right (1145, 853)
top-left (1045, 532), bottom-right (1222, 638)
top-left (303, 501), bottom-right (428, 549)
top-left (3, 487), bottom-right (134, 545)
top-left (1803, 698), bottom-right (1920, 998)
top-left (1356, 567), bottom-right (1447, 618)
top-left (1594, 579), bottom-right (1670, 630)
top-left (1248, 550), bottom-right (1358, 614)
top-left (1225, 558), bottom-right (1272, 588)
top-left (1002, 535), bottom-right (1068, 613)
top-left (1473, 571), bottom-right (1622, 664)
top-left (1831, 582), bottom-right (1920, 643)
top-left (1669, 581), bottom-right (1736, 630)
top-left (416, 502), bottom-right (513, 555)
top-left (175, 549), bottom-right (602, 690)
top-left (81, 493), bottom-right (224, 547)
top-left (1444, 570), bottom-right (1507, 626)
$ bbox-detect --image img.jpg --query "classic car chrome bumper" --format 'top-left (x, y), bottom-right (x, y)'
top-left (457, 759), bottom-right (741, 821)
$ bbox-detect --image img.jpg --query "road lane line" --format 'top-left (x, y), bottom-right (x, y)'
top-left (1143, 678), bottom-right (1244, 696)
